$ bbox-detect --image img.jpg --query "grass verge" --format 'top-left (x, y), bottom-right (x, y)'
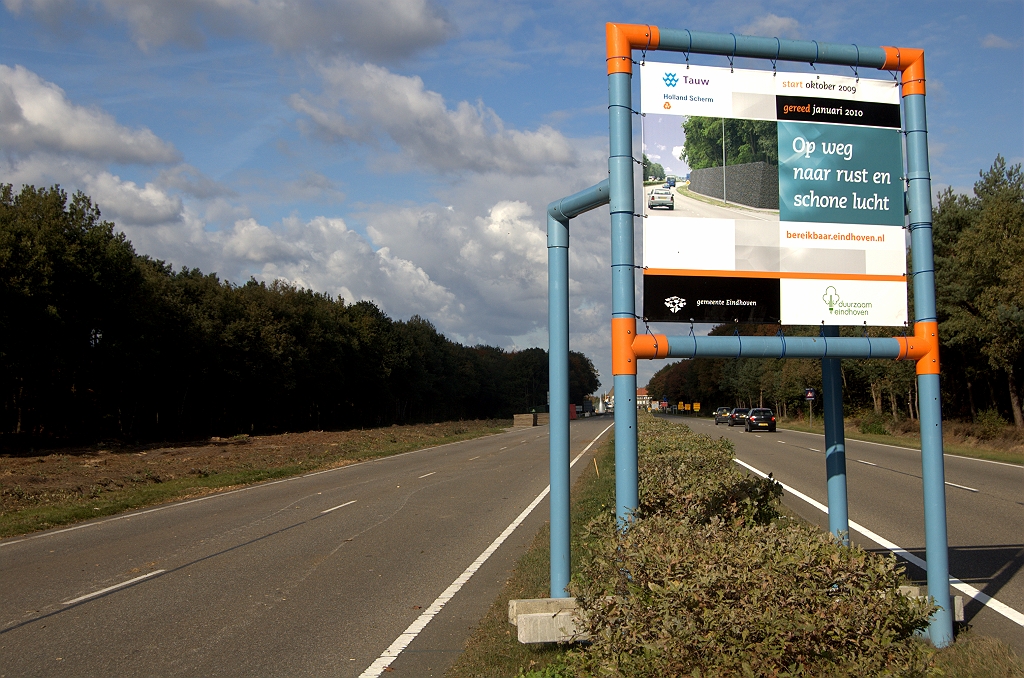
top-left (444, 438), bottom-right (616, 677)
top-left (931, 631), bottom-right (1024, 677)
top-left (0, 421), bottom-right (507, 538)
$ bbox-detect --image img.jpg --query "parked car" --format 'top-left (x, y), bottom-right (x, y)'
top-left (714, 407), bottom-right (731, 424)
top-left (648, 188), bottom-right (674, 210)
top-left (727, 408), bottom-right (749, 426)
top-left (745, 408), bottom-right (777, 432)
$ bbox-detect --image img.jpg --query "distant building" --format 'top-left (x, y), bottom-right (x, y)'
top-left (637, 388), bottom-right (651, 409)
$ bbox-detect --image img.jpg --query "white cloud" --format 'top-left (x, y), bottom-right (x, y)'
top-left (82, 171), bottom-right (183, 226)
top-left (3, 0), bottom-right (453, 60)
top-left (981, 33), bottom-right (1014, 49)
top-left (738, 14), bottom-right (801, 39)
top-left (291, 60), bottom-right (577, 175)
top-left (0, 64), bottom-right (178, 164)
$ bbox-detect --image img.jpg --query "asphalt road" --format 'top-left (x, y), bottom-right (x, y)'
top-left (643, 184), bottom-right (779, 221)
top-left (0, 417), bottom-right (614, 677)
top-left (668, 413), bottom-right (1024, 653)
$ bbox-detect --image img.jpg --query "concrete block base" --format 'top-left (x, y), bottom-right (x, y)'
top-left (508, 598), bottom-right (588, 644)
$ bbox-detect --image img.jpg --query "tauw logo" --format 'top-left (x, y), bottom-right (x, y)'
top-left (662, 73), bottom-right (710, 88)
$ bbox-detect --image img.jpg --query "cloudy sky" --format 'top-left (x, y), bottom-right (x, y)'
top-left (2, 1), bottom-right (1022, 392)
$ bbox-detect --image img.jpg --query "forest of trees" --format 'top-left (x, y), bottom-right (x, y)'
top-left (642, 153), bottom-right (665, 181)
top-left (679, 117), bottom-right (779, 170)
top-left (0, 184), bottom-right (600, 446)
top-left (647, 156), bottom-right (1024, 429)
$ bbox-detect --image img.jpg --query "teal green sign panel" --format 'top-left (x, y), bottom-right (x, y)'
top-left (778, 122), bottom-right (904, 226)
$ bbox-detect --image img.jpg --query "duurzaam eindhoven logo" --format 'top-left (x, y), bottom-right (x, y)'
top-left (822, 286), bottom-right (873, 317)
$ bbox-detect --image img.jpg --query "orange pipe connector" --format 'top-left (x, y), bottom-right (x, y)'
top-left (612, 317), bottom-right (668, 375)
top-left (895, 321), bottom-right (940, 375)
top-left (611, 317), bottom-right (637, 375)
top-left (606, 23), bottom-right (660, 74)
top-left (882, 46), bottom-right (925, 97)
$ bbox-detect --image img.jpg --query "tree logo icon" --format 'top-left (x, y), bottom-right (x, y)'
top-left (663, 73), bottom-right (678, 87)
top-left (822, 286), bottom-right (840, 313)
top-left (665, 296), bottom-right (686, 313)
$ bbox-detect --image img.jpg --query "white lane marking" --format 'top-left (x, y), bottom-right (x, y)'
top-left (733, 457), bottom-right (1024, 629)
top-left (63, 569), bottom-right (166, 605)
top-left (359, 422), bottom-right (614, 678)
top-left (321, 500), bottom-right (356, 514)
top-left (856, 459), bottom-right (878, 466)
top-left (500, 447), bottom-right (508, 450)
top-left (945, 481), bottom-right (979, 493)
top-left (418, 472), bottom-right (435, 479)
top-left (809, 448), bottom-right (820, 452)
top-left (0, 431), bottom-right (514, 550)
top-left (468, 456), bottom-right (481, 461)
top-left (779, 428), bottom-right (1023, 469)
top-left (777, 441), bottom-right (786, 444)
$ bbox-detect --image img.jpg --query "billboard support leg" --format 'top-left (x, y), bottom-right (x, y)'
top-left (821, 325), bottom-right (849, 545)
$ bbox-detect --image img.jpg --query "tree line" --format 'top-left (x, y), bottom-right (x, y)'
top-left (647, 156), bottom-right (1024, 428)
top-left (0, 184), bottom-right (600, 446)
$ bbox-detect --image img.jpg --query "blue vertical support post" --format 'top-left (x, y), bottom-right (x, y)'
top-left (546, 181), bottom-right (610, 598)
top-left (547, 210), bottom-right (571, 597)
top-left (607, 24), bottom-right (650, 526)
top-left (821, 325), bottom-right (849, 544)
top-left (894, 47), bottom-right (953, 647)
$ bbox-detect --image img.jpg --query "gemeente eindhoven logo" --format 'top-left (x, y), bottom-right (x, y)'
top-left (664, 296), bottom-right (686, 313)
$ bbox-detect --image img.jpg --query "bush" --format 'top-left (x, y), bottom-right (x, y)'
top-left (975, 409), bottom-right (1007, 441)
top-left (859, 411), bottom-right (892, 436)
top-left (566, 415), bottom-right (936, 677)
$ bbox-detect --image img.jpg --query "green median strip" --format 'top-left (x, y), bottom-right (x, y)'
top-left (449, 416), bottom-right (1023, 677)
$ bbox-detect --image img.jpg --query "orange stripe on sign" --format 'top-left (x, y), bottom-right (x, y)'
top-left (642, 269), bottom-right (906, 283)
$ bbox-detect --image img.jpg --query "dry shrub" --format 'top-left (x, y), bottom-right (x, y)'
top-left (566, 416), bottom-right (936, 677)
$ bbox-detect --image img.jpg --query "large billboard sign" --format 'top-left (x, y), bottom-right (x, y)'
top-left (640, 63), bottom-right (906, 326)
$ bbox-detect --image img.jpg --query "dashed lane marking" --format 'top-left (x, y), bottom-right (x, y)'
top-left (321, 500), bottom-right (357, 514)
top-left (63, 570), bottom-right (166, 605)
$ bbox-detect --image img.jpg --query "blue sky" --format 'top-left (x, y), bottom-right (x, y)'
top-left (1, 0), bottom-right (1021, 391)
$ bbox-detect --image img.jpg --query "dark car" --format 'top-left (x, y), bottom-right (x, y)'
top-left (727, 408), bottom-right (749, 427)
top-left (714, 407), bottom-right (731, 424)
top-left (745, 408), bottom-right (777, 432)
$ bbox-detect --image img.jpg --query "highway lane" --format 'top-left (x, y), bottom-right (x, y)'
top-left (642, 184), bottom-right (779, 221)
top-left (670, 414), bottom-right (1024, 653)
top-left (0, 417), bottom-right (613, 677)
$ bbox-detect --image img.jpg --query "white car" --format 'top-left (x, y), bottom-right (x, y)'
top-left (648, 188), bottom-right (674, 210)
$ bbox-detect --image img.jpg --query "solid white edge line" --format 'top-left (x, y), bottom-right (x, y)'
top-left (358, 422), bottom-right (613, 678)
top-left (63, 569), bottom-right (166, 605)
top-left (0, 429), bottom-right (518, 550)
top-left (733, 457), bottom-right (1024, 629)
top-left (321, 500), bottom-right (357, 514)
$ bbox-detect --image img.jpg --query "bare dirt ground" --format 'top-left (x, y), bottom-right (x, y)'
top-left (0, 420), bottom-right (508, 526)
